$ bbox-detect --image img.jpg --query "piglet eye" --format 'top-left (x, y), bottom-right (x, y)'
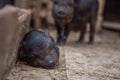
top-left (29, 54), bottom-right (35, 58)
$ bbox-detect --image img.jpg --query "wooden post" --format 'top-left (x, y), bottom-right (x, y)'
top-left (96, 0), bottom-right (105, 32)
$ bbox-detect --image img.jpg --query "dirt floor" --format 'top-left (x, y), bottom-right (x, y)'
top-left (6, 30), bottom-right (120, 80)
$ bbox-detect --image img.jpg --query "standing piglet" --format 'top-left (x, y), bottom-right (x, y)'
top-left (52, 0), bottom-right (98, 45)
top-left (18, 30), bottom-right (59, 69)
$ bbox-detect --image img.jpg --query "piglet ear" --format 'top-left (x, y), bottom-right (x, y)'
top-left (22, 42), bottom-right (27, 49)
top-left (22, 42), bottom-right (30, 53)
top-left (44, 29), bottom-right (49, 36)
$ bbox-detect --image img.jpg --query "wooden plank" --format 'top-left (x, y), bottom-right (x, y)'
top-left (103, 21), bottom-right (120, 30)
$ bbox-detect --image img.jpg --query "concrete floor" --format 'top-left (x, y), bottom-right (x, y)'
top-left (7, 30), bottom-right (120, 80)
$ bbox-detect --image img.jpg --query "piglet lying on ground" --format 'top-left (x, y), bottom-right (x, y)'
top-left (18, 30), bottom-right (59, 69)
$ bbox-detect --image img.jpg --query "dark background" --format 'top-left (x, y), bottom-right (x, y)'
top-left (104, 0), bottom-right (120, 22)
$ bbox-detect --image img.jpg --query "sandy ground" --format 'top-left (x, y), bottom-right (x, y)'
top-left (6, 30), bottom-right (120, 80)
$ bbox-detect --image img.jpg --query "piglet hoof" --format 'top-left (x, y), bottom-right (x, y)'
top-left (57, 40), bottom-right (66, 46)
top-left (57, 38), bottom-right (66, 46)
top-left (75, 40), bottom-right (83, 44)
top-left (88, 41), bottom-right (94, 45)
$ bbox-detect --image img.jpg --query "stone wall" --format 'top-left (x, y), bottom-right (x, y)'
top-left (0, 6), bottom-right (31, 80)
